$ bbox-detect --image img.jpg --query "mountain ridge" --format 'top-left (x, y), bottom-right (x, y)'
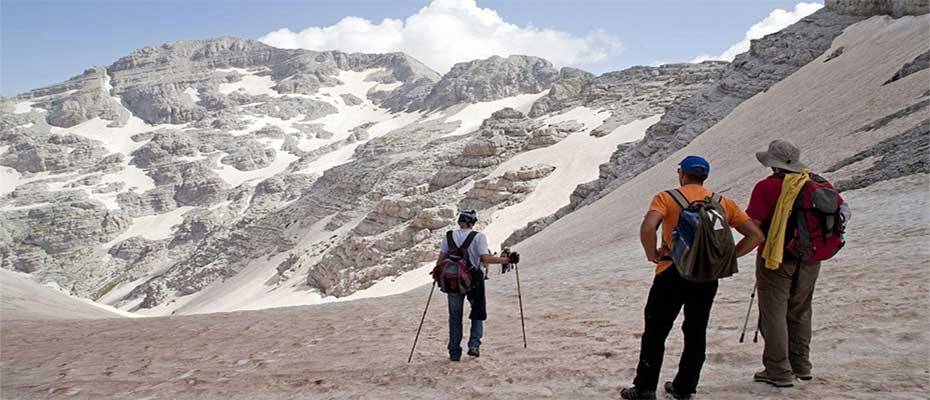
top-left (1, 37), bottom-right (727, 313)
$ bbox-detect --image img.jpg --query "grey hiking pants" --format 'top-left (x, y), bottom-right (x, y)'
top-left (756, 254), bottom-right (821, 379)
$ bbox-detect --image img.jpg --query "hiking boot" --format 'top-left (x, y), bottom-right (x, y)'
top-left (619, 386), bottom-right (656, 400)
top-left (794, 371), bottom-right (813, 381)
top-left (664, 382), bottom-right (693, 399)
top-left (449, 354), bottom-right (461, 362)
top-left (467, 348), bottom-right (480, 358)
top-left (754, 370), bottom-right (794, 387)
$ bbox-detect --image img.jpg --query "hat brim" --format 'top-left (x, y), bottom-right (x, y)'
top-left (756, 151), bottom-right (807, 173)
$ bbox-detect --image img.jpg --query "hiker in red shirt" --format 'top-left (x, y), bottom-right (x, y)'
top-left (621, 156), bottom-right (763, 400)
top-left (746, 139), bottom-right (847, 387)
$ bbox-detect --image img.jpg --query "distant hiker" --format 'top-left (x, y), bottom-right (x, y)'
top-left (746, 140), bottom-right (848, 387)
top-left (621, 156), bottom-right (764, 400)
top-left (434, 210), bottom-right (519, 361)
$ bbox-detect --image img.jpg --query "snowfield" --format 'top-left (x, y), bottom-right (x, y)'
top-left (104, 206), bottom-right (196, 247)
top-left (0, 269), bottom-right (124, 320)
top-left (12, 101), bottom-right (36, 114)
top-left (0, 166), bottom-right (20, 198)
top-left (440, 92), bottom-right (548, 137)
top-left (483, 113), bottom-right (658, 247)
top-left (218, 68), bottom-right (279, 97)
top-left (213, 140), bottom-right (300, 188)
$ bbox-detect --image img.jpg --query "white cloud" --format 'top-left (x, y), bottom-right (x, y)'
top-left (259, 0), bottom-right (622, 74)
top-left (690, 2), bottom-right (824, 63)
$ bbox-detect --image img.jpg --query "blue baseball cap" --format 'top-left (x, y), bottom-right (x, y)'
top-left (679, 156), bottom-right (710, 177)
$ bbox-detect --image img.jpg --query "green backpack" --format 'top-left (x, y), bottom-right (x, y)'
top-left (667, 189), bottom-right (738, 282)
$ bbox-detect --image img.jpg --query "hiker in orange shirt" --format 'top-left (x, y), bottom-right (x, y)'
top-left (622, 156), bottom-right (763, 400)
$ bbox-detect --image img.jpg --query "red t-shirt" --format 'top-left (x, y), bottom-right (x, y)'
top-left (746, 175), bottom-right (785, 253)
top-left (746, 175), bottom-right (784, 227)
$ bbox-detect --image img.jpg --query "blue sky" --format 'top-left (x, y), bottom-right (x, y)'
top-left (1, 0), bottom-right (818, 95)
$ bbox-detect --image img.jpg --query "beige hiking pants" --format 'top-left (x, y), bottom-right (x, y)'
top-left (755, 254), bottom-right (821, 379)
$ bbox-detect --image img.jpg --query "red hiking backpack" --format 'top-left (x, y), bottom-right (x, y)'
top-left (432, 231), bottom-right (478, 294)
top-left (784, 173), bottom-right (846, 262)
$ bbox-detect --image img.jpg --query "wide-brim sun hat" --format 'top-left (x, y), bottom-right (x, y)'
top-left (756, 139), bottom-right (808, 172)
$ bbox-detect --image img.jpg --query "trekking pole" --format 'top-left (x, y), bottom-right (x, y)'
top-left (753, 322), bottom-right (760, 343)
top-left (408, 282), bottom-right (436, 363)
top-left (739, 285), bottom-right (756, 343)
top-left (514, 262), bottom-right (527, 348)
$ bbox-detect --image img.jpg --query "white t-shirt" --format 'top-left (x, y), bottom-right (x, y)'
top-left (439, 228), bottom-right (490, 269)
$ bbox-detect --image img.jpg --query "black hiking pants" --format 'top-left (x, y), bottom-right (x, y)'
top-left (633, 266), bottom-right (718, 394)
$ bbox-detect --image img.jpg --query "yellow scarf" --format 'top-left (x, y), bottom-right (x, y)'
top-left (762, 169), bottom-right (811, 269)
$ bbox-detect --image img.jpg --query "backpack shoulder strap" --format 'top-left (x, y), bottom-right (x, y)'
top-left (666, 189), bottom-right (690, 210)
top-left (446, 230), bottom-right (458, 251)
top-left (809, 173), bottom-right (827, 183)
top-left (460, 231), bottom-right (479, 250)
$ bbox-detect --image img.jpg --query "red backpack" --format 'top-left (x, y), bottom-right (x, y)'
top-left (783, 173), bottom-right (846, 262)
top-left (432, 231), bottom-right (478, 294)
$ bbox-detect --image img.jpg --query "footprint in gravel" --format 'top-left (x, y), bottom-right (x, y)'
top-left (592, 350), bottom-right (615, 359)
top-left (48, 387), bottom-right (82, 396)
top-left (175, 369), bottom-right (198, 381)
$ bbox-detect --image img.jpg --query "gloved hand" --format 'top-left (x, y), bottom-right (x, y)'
top-left (508, 252), bottom-right (520, 264)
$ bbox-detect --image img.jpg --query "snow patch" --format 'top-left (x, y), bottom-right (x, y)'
top-left (0, 202), bottom-right (52, 212)
top-left (105, 164), bottom-right (156, 193)
top-left (371, 80), bottom-right (404, 92)
top-left (295, 111), bottom-right (422, 177)
top-left (184, 87), bottom-right (201, 103)
top-left (218, 70), bottom-right (278, 97)
top-left (41, 280), bottom-right (141, 318)
top-left (482, 115), bottom-right (660, 247)
top-left (440, 92), bottom-right (548, 138)
top-left (213, 140), bottom-right (300, 188)
top-left (13, 101), bottom-right (35, 114)
top-left (228, 115), bottom-right (301, 137)
top-left (297, 69), bottom-right (409, 151)
top-left (49, 116), bottom-right (163, 155)
top-left (542, 106), bottom-right (611, 127)
top-left (105, 206), bottom-right (195, 247)
top-left (0, 156), bottom-right (21, 198)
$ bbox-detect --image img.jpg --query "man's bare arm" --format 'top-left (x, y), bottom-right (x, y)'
top-left (640, 211), bottom-right (663, 263)
top-left (734, 220), bottom-right (765, 258)
top-left (480, 254), bottom-right (512, 265)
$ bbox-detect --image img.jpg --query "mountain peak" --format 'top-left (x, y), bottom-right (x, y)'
top-left (420, 54), bottom-right (563, 110)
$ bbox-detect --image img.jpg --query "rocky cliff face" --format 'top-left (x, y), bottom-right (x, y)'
top-left (420, 55), bottom-right (560, 110)
top-left (504, 7), bottom-right (869, 247)
top-left (826, 0), bottom-right (929, 17)
top-left (530, 62), bottom-right (728, 137)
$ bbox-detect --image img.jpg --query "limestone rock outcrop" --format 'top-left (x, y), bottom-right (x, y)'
top-left (420, 55), bottom-right (559, 110)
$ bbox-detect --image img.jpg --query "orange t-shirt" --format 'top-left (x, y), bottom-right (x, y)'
top-left (648, 184), bottom-right (751, 274)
